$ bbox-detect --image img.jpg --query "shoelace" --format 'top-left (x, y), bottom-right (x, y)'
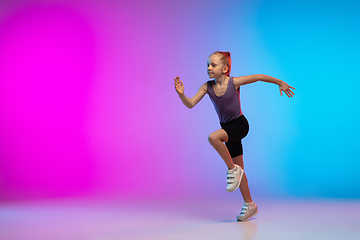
top-left (227, 175), bottom-right (234, 183)
top-left (240, 206), bottom-right (248, 215)
top-left (227, 167), bottom-right (237, 183)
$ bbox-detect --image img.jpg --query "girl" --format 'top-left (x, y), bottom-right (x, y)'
top-left (174, 51), bottom-right (295, 221)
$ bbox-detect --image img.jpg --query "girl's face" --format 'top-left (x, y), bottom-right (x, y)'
top-left (207, 54), bottom-right (228, 79)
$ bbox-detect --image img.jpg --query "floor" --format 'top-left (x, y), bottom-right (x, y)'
top-left (1, 197), bottom-right (359, 240)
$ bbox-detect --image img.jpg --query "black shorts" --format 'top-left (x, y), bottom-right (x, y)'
top-left (220, 115), bottom-right (249, 158)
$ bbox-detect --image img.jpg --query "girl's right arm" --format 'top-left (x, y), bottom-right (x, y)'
top-left (174, 76), bottom-right (207, 109)
top-left (233, 74), bottom-right (295, 98)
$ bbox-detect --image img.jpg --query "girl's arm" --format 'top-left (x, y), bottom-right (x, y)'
top-left (233, 74), bottom-right (295, 98)
top-left (174, 76), bottom-right (207, 109)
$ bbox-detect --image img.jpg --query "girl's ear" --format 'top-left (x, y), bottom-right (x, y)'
top-left (222, 66), bottom-right (229, 74)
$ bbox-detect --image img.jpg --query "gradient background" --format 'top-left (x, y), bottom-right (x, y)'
top-left (0, 0), bottom-right (359, 202)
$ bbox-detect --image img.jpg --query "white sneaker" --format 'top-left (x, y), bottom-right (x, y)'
top-left (226, 165), bottom-right (243, 192)
top-left (237, 202), bottom-right (258, 221)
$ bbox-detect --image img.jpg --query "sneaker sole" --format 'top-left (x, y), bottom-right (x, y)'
top-left (237, 210), bottom-right (258, 222)
top-left (227, 168), bottom-right (244, 192)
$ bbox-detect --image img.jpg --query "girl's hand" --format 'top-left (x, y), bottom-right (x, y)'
top-left (279, 81), bottom-right (295, 98)
top-left (174, 76), bottom-right (184, 95)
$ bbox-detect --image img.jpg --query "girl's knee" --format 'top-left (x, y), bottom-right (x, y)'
top-left (208, 130), bottom-right (228, 144)
top-left (208, 133), bottom-right (217, 144)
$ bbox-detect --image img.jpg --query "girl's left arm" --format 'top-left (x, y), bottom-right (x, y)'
top-left (233, 74), bottom-right (295, 98)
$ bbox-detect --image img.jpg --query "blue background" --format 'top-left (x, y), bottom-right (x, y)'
top-left (174, 0), bottom-right (360, 199)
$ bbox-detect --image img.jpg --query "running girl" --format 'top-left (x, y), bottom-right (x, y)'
top-left (174, 51), bottom-right (295, 221)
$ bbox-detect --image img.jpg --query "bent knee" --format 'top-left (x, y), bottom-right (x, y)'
top-left (208, 133), bottom-right (217, 144)
top-left (208, 129), bottom-right (228, 143)
top-left (208, 132), bottom-right (224, 144)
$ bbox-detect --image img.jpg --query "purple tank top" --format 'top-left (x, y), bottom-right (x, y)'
top-left (207, 77), bottom-right (243, 123)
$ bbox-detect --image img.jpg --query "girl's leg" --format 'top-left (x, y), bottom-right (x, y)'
top-left (208, 129), bottom-right (236, 170)
top-left (232, 155), bottom-right (253, 203)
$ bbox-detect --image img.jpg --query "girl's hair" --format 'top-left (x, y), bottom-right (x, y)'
top-left (210, 51), bottom-right (232, 76)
